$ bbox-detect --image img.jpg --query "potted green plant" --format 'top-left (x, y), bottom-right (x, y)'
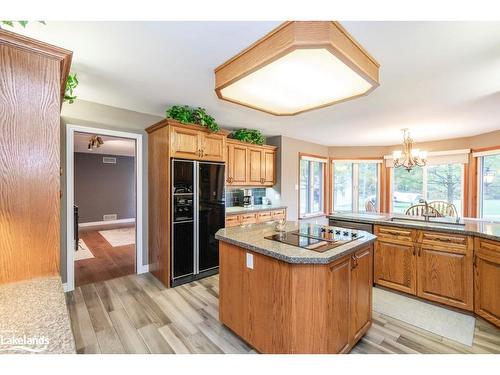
top-left (165, 105), bottom-right (220, 132)
top-left (230, 129), bottom-right (265, 145)
top-left (64, 73), bottom-right (79, 104)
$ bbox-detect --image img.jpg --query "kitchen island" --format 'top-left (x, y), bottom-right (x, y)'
top-left (215, 221), bottom-right (376, 353)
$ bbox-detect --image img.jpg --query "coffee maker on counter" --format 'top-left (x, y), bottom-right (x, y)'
top-left (243, 189), bottom-right (253, 207)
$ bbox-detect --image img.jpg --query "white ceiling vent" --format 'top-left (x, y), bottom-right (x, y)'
top-left (103, 214), bottom-right (118, 221)
top-left (103, 156), bottom-right (117, 164)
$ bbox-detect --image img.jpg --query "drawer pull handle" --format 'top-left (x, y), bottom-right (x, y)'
top-left (384, 230), bottom-right (406, 236)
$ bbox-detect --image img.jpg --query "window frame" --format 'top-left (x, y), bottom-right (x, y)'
top-left (298, 153), bottom-right (328, 219)
top-left (331, 159), bottom-right (382, 213)
top-left (476, 150), bottom-right (500, 220)
top-left (389, 163), bottom-right (466, 216)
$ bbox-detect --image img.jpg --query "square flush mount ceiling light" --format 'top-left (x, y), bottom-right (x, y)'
top-left (214, 21), bottom-right (380, 116)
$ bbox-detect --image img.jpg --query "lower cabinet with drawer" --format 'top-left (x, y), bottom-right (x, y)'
top-left (374, 225), bottom-right (474, 311)
top-left (225, 208), bottom-right (287, 228)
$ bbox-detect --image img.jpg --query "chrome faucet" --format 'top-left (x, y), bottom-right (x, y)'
top-left (419, 199), bottom-right (434, 221)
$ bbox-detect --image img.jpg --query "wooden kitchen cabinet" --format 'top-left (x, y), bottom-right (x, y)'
top-left (350, 246), bottom-right (373, 343)
top-left (374, 225), bottom-right (475, 312)
top-left (474, 238), bottom-right (500, 327)
top-left (225, 208), bottom-right (286, 228)
top-left (170, 122), bottom-right (226, 162)
top-left (374, 226), bottom-right (417, 295)
top-left (219, 241), bottom-right (373, 353)
top-left (416, 231), bottom-right (473, 311)
top-left (226, 142), bottom-right (248, 185)
top-left (226, 139), bottom-right (276, 186)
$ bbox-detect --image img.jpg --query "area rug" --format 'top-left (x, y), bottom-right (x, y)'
top-left (75, 239), bottom-right (94, 261)
top-left (373, 287), bottom-right (476, 346)
top-left (99, 227), bottom-right (135, 247)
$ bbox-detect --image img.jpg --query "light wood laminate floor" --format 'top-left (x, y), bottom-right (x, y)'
top-left (66, 273), bottom-right (500, 354)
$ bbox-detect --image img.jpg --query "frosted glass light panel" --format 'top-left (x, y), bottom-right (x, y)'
top-left (220, 49), bottom-right (373, 115)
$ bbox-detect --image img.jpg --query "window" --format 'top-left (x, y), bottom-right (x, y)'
top-left (479, 153), bottom-right (500, 220)
top-left (332, 160), bottom-right (380, 212)
top-left (391, 163), bottom-right (464, 215)
top-left (299, 155), bottom-right (326, 217)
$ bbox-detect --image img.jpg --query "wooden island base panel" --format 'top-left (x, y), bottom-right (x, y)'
top-left (218, 241), bottom-right (373, 354)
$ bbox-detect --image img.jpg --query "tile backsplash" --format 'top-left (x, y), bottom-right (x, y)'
top-left (225, 188), bottom-right (268, 207)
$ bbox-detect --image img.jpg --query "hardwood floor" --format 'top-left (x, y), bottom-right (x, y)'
top-left (75, 230), bottom-right (135, 287)
top-left (66, 273), bottom-right (500, 354)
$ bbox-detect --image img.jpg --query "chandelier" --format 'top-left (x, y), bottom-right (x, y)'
top-left (392, 129), bottom-right (427, 172)
top-left (88, 135), bottom-right (104, 150)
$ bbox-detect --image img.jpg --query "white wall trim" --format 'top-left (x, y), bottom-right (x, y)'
top-left (79, 218), bottom-right (136, 228)
top-left (66, 124), bottom-right (145, 292)
top-left (62, 283), bottom-right (69, 292)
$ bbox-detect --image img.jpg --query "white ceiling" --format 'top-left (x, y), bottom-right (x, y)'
top-left (74, 132), bottom-right (136, 156)
top-left (12, 21), bottom-right (500, 146)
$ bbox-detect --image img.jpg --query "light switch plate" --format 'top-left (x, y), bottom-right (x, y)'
top-left (246, 253), bottom-right (254, 269)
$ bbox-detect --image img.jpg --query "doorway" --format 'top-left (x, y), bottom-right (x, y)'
top-left (66, 125), bottom-right (143, 291)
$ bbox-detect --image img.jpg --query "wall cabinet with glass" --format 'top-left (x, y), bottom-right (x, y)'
top-left (332, 160), bottom-right (381, 212)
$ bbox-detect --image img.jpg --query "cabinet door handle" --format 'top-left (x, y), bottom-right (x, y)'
top-left (473, 254), bottom-right (477, 267)
top-left (412, 244), bottom-right (417, 256)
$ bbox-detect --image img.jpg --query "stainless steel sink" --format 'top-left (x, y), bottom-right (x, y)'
top-left (389, 216), bottom-right (465, 228)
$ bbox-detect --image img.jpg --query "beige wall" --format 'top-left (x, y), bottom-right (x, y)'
top-left (329, 129), bottom-right (500, 158)
top-left (60, 99), bottom-right (161, 283)
top-left (268, 135), bottom-right (329, 220)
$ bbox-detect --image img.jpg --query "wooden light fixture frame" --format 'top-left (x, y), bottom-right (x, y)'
top-left (214, 21), bottom-right (380, 116)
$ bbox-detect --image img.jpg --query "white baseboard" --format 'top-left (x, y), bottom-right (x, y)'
top-left (79, 218), bottom-right (135, 228)
top-left (137, 264), bottom-right (149, 274)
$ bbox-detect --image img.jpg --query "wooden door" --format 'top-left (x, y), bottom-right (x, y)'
top-left (261, 149), bottom-right (275, 186)
top-left (416, 231), bottom-right (473, 311)
top-left (200, 132), bottom-right (225, 162)
top-left (170, 126), bottom-right (201, 159)
top-left (374, 240), bottom-right (417, 294)
top-left (248, 147), bottom-right (264, 185)
top-left (327, 256), bottom-right (351, 353)
top-left (350, 246), bottom-right (373, 343)
top-left (474, 238), bottom-right (500, 327)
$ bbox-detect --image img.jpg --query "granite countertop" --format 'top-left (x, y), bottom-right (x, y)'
top-left (0, 277), bottom-right (76, 354)
top-left (225, 204), bottom-right (287, 215)
top-left (215, 221), bottom-right (376, 264)
top-left (328, 212), bottom-right (500, 242)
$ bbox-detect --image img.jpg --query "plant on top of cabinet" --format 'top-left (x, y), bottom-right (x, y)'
top-left (64, 73), bottom-right (79, 104)
top-left (165, 105), bottom-right (220, 132)
top-left (230, 128), bottom-right (265, 145)
top-left (0, 20), bottom-right (45, 29)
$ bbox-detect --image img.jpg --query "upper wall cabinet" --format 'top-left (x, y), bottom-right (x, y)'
top-left (169, 121), bottom-right (228, 162)
top-left (226, 140), bottom-right (277, 187)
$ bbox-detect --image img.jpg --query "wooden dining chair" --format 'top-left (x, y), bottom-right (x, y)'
top-left (428, 201), bottom-right (458, 217)
top-left (365, 200), bottom-right (377, 212)
top-left (405, 204), bottom-right (442, 217)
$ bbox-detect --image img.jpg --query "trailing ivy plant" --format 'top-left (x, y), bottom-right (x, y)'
top-left (230, 128), bottom-right (265, 145)
top-left (165, 105), bottom-right (220, 132)
top-left (0, 21), bottom-right (45, 29)
top-left (64, 73), bottom-right (79, 104)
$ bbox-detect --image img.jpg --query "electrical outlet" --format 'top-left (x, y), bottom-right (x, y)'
top-left (246, 253), bottom-right (254, 269)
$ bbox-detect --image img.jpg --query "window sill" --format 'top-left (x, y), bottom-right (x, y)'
top-left (299, 213), bottom-right (326, 220)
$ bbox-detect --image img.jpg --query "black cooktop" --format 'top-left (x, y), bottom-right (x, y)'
top-left (265, 226), bottom-right (363, 253)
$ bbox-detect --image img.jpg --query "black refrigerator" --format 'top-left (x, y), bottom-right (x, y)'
top-left (171, 159), bottom-right (225, 287)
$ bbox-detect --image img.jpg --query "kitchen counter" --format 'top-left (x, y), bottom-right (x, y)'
top-left (0, 277), bottom-right (76, 354)
top-left (217, 220), bottom-right (375, 353)
top-left (328, 212), bottom-right (500, 241)
top-left (215, 220), bottom-right (376, 264)
top-left (225, 204), bottom-right (287, 215)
